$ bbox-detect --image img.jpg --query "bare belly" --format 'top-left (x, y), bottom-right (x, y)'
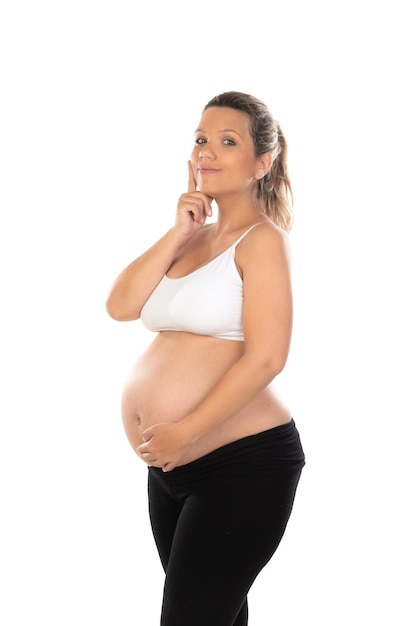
top-left (121, 331), bottom-right (292, 465)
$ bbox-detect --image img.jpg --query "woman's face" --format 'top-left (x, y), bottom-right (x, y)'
top-left (191, 106), bottom-right (263, 198)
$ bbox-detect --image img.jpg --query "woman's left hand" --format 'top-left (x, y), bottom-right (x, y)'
top-left (137, 422), bottom-right (192, 472)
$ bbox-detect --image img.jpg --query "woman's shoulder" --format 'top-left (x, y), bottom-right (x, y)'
top-left (241, 219), bottom-right (290, 248)
top-left (236, 219), bottom-right (291, 267)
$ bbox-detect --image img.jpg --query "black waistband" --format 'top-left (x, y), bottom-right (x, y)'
top-left (149, 419), bottom-right (305, 482)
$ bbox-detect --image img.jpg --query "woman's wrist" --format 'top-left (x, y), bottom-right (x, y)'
top-left (178, 414), bottom-right (202, 445)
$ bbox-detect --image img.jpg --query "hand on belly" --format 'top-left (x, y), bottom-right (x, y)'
top-left (137, 421), bottom-right (192, 472)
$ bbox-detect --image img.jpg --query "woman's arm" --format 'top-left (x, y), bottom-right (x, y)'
top-left (105, 228), bottom-right (190, 321)
top-left (139, 224), bottom-right (293, 469)
top-left (106, 162), bottom-right (213, 321)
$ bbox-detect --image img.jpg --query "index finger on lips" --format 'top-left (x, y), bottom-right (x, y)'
top-left (187, 160), bottom-right (197, 193)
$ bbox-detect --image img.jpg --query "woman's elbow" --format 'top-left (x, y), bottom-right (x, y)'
top-left (266, 354), bottom-right (288, 378)
top-left (257, 345), bottom-right (290, 380)
top-left (105, 296), bottom-right (139, 322)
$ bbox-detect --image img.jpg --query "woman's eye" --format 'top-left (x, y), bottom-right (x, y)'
top-left (223, 138), bottom-right (236, 146)
top-left (195, 137), bottom-right (206, 145)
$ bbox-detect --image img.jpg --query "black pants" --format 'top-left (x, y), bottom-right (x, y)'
top-left (148, 419), bottom-right (305, 626)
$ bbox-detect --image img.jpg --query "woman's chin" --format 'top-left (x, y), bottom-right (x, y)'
top-left (197, 183), bottom-right (217, 199)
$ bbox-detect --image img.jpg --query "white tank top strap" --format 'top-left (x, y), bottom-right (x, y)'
top-left (233, 222), bottom-right (264, 248)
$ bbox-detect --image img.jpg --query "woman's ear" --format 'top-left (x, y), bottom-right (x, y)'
top-left (255, 153), bottom-right (273, 180)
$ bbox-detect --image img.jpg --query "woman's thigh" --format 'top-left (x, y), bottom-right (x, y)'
top-left (157, 467), bottom-right (303, 626)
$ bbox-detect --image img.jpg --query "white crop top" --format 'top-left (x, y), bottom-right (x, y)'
top-left (140, 224), bottom-right (261, 341)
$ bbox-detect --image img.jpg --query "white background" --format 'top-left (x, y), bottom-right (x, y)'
top-left (1, 1), bottom-right (417, 624)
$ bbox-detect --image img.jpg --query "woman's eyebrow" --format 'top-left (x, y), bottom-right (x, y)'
top-left (195, 127), bottom-right (242, 137)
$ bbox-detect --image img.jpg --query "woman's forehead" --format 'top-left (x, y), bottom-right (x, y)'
top-left (197, 107), bottom-right (250, 134)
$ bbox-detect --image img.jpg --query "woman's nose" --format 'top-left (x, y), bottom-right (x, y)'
top-left (199, 144), bottom-right (215, 159)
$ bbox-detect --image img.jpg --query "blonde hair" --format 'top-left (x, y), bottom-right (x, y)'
top-left (204, 91), bottom-right (294, 231)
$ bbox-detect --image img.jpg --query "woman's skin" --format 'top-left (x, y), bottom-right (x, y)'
top-left (107, 106), bottom-right (293, 472)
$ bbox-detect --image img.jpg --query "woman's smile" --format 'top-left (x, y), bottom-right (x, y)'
top-left (198, 167), bottom-right (220, 174)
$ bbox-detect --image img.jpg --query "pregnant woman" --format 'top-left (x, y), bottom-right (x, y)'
top-left (106, 90), bottom-right (305, 626)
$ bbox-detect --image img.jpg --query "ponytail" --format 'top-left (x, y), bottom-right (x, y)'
top-left (256, 123), bottom-right (293, 231)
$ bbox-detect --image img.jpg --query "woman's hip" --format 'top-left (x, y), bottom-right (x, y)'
top-left (148, 418), bottom-right (305, 493)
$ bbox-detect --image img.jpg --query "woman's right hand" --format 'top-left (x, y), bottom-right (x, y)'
top-left (175, 161), bottom-right (213, 235)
